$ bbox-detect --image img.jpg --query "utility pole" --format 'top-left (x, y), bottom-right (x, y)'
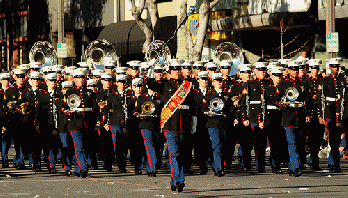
top-left (326, 0), bottom-right (336, 59)
top-left (58, 0), bottom-right (64, 65)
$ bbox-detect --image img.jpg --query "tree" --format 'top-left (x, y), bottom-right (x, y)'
top-left (130, 0), bottom-right (160, 53)
top-left (179, 0), bottom-right (220, 61)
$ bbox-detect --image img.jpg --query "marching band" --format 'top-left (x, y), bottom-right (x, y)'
top-left (1, 41), bottom-right (348, 193)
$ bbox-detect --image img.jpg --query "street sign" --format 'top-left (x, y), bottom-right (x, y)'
top-left (57, 43), bottom-right (67, 58)
top-left (326, 32), bottom-right (339, 53)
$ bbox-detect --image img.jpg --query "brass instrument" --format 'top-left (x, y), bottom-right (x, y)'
top-left (137, 101), bottom-right (157, 118)
top-left (282, 87), bottom-right (304, 108)
top-left (67, 94), bottom-right (81, 110)
top-left (85, 39), bottom-right (118, 70)
top-left (145, 40), bottom-right (171, 64)
top-left (98, 100), bottom-right (108, 109)
top-left (19, 102), bottom-right (30, 114)
top-left (205, 98), bottom-right (226, 117)
top-left (7, 101), bottom-right (17, 109)
top-left (29, 41), bottom-right (57, 67)
top-left (145, 40), bottom-right (171, 79)
top-left (213, 42), bottom-right (243, 65)
top-left (283, 87), bottom-right (299, 102)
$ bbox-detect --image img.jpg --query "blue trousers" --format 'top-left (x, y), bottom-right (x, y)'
top-left (141, 129), bottom-right (157, 172)
top-left (164, 131), bottom-right (186, 186)
top-left (59, 133), bottom-right (72, 171)
top-left (110, 126), bottom-right (127, 169)
top-left (70, 131), bottom-right (87, 173)
top-left (2, 134), bottom-right (11, 164)
top-left (283, 127), bottom-right (300, 172)
top-left (208, 128), bottom-right (222, 172)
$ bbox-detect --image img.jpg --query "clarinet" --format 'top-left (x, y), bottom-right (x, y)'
top-left (123, 92), bottom-right (128, 126)
top-left (261, 85), bottom-right (266, 123)
top-left (321, 82), bottom-right (326, 120)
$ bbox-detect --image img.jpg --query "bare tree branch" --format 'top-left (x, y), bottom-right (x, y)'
top-left (210, 0), bottom-right (221, 9)
top-left (273, 34), bottom-right (299, 51)
top-left (284, 40), bottom-right (310, 58)
top-left (131, 0), bottom-right (153, 53)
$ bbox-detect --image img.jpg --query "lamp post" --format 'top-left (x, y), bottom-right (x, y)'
top-left (326, 0), bottom-right (336, 59)
top-left (58, 0), bottom-right (64, 65)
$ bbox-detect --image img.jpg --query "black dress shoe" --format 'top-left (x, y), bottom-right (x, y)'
top-left (2, 163), bottom-right (9, 168)
top-left (74, 172), bottom-right (81, 177)
top-left (81, 169), bottom-right (88, 178)
top-left (50, 167), bottom-right (57, 174)
top-left (17, 162), bottom-right (25, 170)
top-left (135, 170), bottom-right (142, 175)
top-left (311, 166), bottom-right (322, 171)
top-left (176, 181), bottom-right (185, 192)
top-left (200, 169), bottom-right (208, 175)
top-left (65, 171), bottom-right (71, 177)
top-left (119, 168), bottom-right (127, 173)
top-left (289, 169), bottom-right (302, 177)
top-left (258, 167), bottom-right (265, 173)
top-left (275, 169), bottom-right (283, 174)
top-left (146, 171), bottom-right (157, 177)
top-left (215, 170), bottom-right (224, 177)
top-left (170, 185), bottom-right (176, 191)
top-left (34, 167), bottom-right (42, 173)
top-left (332, 166), bottom-right (342, 173)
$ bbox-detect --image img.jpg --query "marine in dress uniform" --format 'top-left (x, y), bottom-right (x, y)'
top-left (264, 66), bottom-right (287, 174)
top-left (127, 78), bottom-right (146, 175)
top-left (133, 81), bottom-right (162, 177)
top-left (63, 68), bottom-right (100, 178)
top-left (243, 62), bottom-right (273, 173)
top-left (58, 81), bottom-right (75, 176)
top-left (36, 73), bottom-right (63, 174)
top-left (4, 69), bottom-right (36, 169)
top-left (0, 73), bottom-right (11, 168)
top-left (305, 59), bottom-right (325, 171)
top-left (94, 74), bottom-right (114, 171)
top-left (102, 74), bottom-right (129, 173)
top-left (203, 73), bottom-right (231, 177)
top-left (192, 71), bottom-right (211, 175)
top-left (229, 65), bottom-right (253, 171)
top-left (147, 59), bottom-right (195, 192)
top-left (319, 58), bottom-right (346, 172)
top-left (126, 60), bottom-right (141, 87)
top-left (278, 61), bottom-right (312, 177)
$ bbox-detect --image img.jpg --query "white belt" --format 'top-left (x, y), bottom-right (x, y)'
top-left (73, 108), bottom-right (92, 112)
top-left (250, 101), bottom-right (262, 104)
top-left (326, 97), bottom-right (336, 102)
top-left (289, 102), bottom-right (304, 108)
top-left (267, 105), bottom-right (277, 110)
top-left (180, 105), bottom-right (190, 110)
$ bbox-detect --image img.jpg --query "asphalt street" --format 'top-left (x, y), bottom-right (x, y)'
top-left (1, 146), bottom-right (348, 197)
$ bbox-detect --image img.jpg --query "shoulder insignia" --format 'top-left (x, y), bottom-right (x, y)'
top-left (242, 88), bottom-right (248, 95)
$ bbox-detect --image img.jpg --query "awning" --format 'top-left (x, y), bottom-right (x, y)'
top-left (98, 16), bottom-right (177, 56)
